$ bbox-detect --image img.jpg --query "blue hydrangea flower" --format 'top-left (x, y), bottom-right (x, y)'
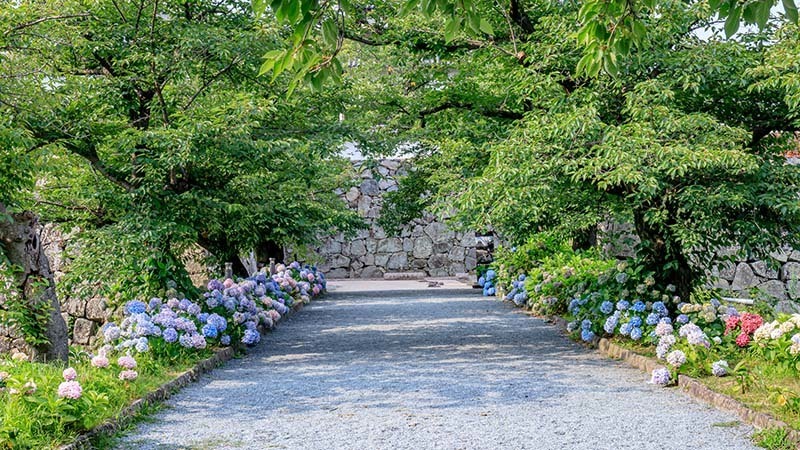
top-left (620, 322), bottom-right (632, 336)
top-left (478, 276), bottom-right (486, 287)
top-left (629, 316), bottom-right (643, 328)
top-left (242, 329), bottom-right (260, 346)
top-left (148, 298), bottom-right (162, 311)
top-left (207, 313), bottom-right (227, 332)
top-left (220, 335), bottom-right (231, 346)
top-left (604, 316), bottom-right (619, 334)
top-left (179, 333), bottom-right (194, 348)
top-left (567, 321), bottom-right (579, 332)
top-left (652, 301), bottom-right (668, 316)
top-left (615, 272), bottom-right (629, 284)
top-left (676, 314), bottom-right (689, 324)
top-left (646, 313), bottom-right (660, 326)
top-left (125, 301), bottom-right (147, 315)
top-left (485, 270), bottom-right (496, 281)
top-left (630, 327), bottom-right (643, 340)
top-left (632, 301), bottom-right (646, 312)
top-left (616, 300), bottom-right (630, 311)
top-left (581, 329), bottom-right (596, 342)
top-left (178, 299), bottom-right (192, 311)
top-left (163, 327), bottom-right (178, 343)
top-left (135, 337), bottom-right (150, 353)
top-left (600, 301), bottom-right (614, 315)
top-left (202, 324), bottom-right (218, 339)
top-left (581, 319), bottom-right (592, 330)
top-left (198, 313), bottom-right (209, 323)
top-left (651, 367), bottom-right (671, 385)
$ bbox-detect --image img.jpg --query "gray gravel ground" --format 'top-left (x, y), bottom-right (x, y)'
top-left (117, 287), bottom-right (759, 450)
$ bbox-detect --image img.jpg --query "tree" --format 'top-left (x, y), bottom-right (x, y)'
top-left (261, 0), bottom-right (800, 301)
top-left (1, 1), bottom-right (362, 302)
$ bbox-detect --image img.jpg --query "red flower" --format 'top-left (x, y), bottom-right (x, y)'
top-left (724, 316), bottom-right (740, 335)
top-left (736, 332), bottom-right (751, 347)
top-left (740, 313), bottom-right (763, 335)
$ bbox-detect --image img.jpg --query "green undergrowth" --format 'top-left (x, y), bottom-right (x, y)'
top-left (752, 428), bottom-right (795, 450)
top-left (0, 348), bottom-right (210, 449)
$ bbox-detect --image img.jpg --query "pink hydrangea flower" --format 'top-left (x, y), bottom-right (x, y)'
top-left (91, 355), bottom-right (110, 368)
top-left (307, 273), bottom-right (315, 282)
top-left (57, 381), bottom-right (82, 399)
top-left (223, 278), bottom-right (234, 289)
top-left (312, 285), bottom-right (321, 296)
top-left (736, 332), bottom-right (751, 347)
top-left (62, 367), bottom-right (77, 381)
top-left (118, 370), bottom-right (138, 381)
top-left (117, 355), bottom-right (137, 369)
top-left (23, 380), bottom-right (36, 394)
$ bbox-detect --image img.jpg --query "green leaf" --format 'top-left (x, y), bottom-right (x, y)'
top-left (479, 18), bottom-right (494, 35)
top-left (322, 19), bottom-right (339, 46)
top-left (400, 0), bottom-right (420, 15)
top-left (252, 0), bottom-right (266, 16)
top-left (784, 0), bottom-right (798, 22)
top-left (444, 17), bottom-right (460, 43)
top-left (725, 6), bottom-right (742, 38)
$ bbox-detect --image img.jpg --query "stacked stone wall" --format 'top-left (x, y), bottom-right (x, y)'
top-left (316, 159), bottom-right (477, 278)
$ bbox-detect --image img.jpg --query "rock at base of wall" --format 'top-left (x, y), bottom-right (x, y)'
top-left (757, 280), bottom-right (787, 301)
top-left (775, 300), bottom-right (800, 314)
top-left (360, 266), bottom-right (385, 279)
top-left (73, 318), bottom-right (96, 345)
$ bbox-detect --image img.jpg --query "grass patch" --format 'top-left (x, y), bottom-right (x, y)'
top-left (752, 428), bottom-right (795, 450)
top-left (609, 337), bottom-right (658, 358)
top-left (0, 348), bottom-right (210, 449)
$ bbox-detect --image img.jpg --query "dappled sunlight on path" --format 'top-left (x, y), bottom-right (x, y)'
top-left (117, 283), bottom-right (758, 450)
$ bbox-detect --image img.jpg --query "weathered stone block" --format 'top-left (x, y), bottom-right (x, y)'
top-left (428, 254), bottom-right (449, 269)
top-left (375, 254), bottom-right (390, 266)
top-left (350, 240), bottom-right (367, 257)
top-left (345, 187), bottom-right (360, 202)
top-left (775, 300), bottom-right (800, 314)
top-left (412, 236), bottom-right (433, 259)
top-left (86, 297), bottom-right (108, 321)
top-left (327, 268), bottom-right (349, 279)
top-left (387, 253), bottom-right (408, 270)
top-left (782, 262), bottom-right (800, 282)
top-left (65, 297), bottom-right (85, 317)
top-left (731, 263), bottom-right (757, 290)
top-left (751, 261), bottom-right (779, 279)
top-left (360, 179), bottom-right (380, 196)
top-left (377, 238), bottom-right (402, 253)
top-left (360, 266), bottom-right (384, 278)
top-left (73, 318), bottom-right (96, 345)
top-left (424, 222), bottom-right (455, 243)
top-left (757, 280), bottom-right (787, 301)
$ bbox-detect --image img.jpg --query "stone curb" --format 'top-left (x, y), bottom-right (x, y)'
top-left (517, 303), bottom-right (800, 445)
top-left (59, 297), bottom-right (310, 450)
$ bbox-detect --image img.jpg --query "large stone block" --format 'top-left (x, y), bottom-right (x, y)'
top-left (375, 254), bottom-right (390, 266)
top-left (387, 253), bottom-right (408, 270)
top-left (413, 236), bottom-right (433, 259)
top-left (350, 240), bottom-right (367, 257)
top-left (320, 239), bottom-right (342, 255)
top-left (448, 247), bottom-right (465, 262)
top-left (751, 261), bottom-right (779, 279)
top-left (366, 239), bottom-right (378, 254)
top-left (377, 238), bottom-right (403, 253)
top-left (360, 266), bottom-right (385, 278)
top-left (64, 297), bottom-right (85, 317)
top-left (424, 222), bottom-right (455, 243)
top-left (756, 280), bottom-right (787, 301)
top-left (357, 196), bottom-right (372, 217)
top-left (85, 297), bottom-right (108, 321)
top-left (782, 262), bottom-right (800, 282)
top-left (345, 187), bottom-right (360, 202)
top-left (428, 254), bottom-right (449, 269)
top-left (403, 238), bottom-right (413, 252)
top-left (360, 179), bottom-right (380, 196)
top-left (73, 318), bottom-right (95, 345)
top-left (328, 255), bottom-right (351, 269)
top-left (776, 300), bottom-right (800, 314)
top-left (731, 263), bottom-right (758, 290)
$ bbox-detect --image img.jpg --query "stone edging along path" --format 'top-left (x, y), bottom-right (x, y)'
top-left (59, 300), bottom-right (309, 450)
top-left (541, 313), bottom-right (800, 445)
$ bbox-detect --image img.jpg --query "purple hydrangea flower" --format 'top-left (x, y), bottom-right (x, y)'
top-left (163, 327), bottom-right (178, 343)
top-left (651, 367), bottom-right (671, 385)
top-left (125, 301), bottom-right (147, 315)
top-left (220, 335), bottom-right (231, 346)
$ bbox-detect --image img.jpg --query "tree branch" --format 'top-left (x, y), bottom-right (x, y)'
top-left (4, 13), bottom-right (90, 36)
top-left (183, 56), bottom-right (241, 110)
top-left (418, 101), bottom-right (523, 127)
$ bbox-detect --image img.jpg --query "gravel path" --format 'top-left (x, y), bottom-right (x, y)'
top-left (117, 287), bottom-right (759, 450)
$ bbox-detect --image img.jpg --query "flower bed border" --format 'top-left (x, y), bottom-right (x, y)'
top-left (58, 300), bottom-right (308, 450)
top-left (535, 311), bottom-right (800, 445)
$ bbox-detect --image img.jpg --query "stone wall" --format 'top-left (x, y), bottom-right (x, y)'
top-left (316, 159), bottom-right (477, 278)
top-left (599, 220), bottom-right (800, 308)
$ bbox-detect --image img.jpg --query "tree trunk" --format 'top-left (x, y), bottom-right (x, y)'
top-left (632, 208), bottom-right (696, 302)
top-left (0, 203), bottom-right (69, 363)
top-left (572, 225), bottom-right (598, 251)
